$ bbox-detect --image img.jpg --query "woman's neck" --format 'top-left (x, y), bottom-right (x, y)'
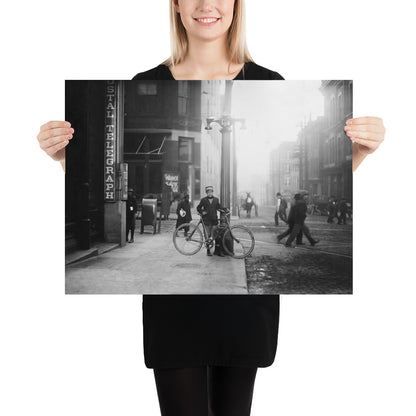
top-left (170, 37), bottom-right (244, 80)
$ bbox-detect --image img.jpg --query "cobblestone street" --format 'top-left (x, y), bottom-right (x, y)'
top-left (241, 205), bottom-right (352, 294)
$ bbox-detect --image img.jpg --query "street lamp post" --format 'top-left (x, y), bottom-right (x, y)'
top-left (205, 116), bottom-right (245, 212)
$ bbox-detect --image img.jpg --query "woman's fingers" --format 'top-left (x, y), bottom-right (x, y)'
top-left (344, 124), bottom-right (385, 134)
top-left (346, 116), bottom-right (383, 125)
top-left (40, 134), bottom-right (70, 150)
top-left (37, 120), bottom-right (73, 161)
top-left (37, 127), bottom-right (74, 142)
top-left (39, 120), bottom-right (71, 132)
top-left (345, 130), bottom-right (384, 141)
top-left (344, 116), bottom-right (385, 155)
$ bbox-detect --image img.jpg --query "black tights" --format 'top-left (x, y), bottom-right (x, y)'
top-left (153, 366), bottom-right (258, 416)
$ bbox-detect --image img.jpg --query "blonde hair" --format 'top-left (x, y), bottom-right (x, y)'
top-left (163, 0), bottom-right (254, 67)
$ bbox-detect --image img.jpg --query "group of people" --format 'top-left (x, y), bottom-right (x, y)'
top-left (126, 184), bottom-right (229, 256)
top-left (176, 185), bottom-right (230, 257)
top-left (327, 196), bottom-right (350, 225)
top-left (275, 192), bottom-right (319, 248)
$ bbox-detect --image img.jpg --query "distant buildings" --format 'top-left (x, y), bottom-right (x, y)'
top-left (269, 80), bottom-right (353, 203)
top-left (319, 80), bottom-right (353, 201)
top-left (269, 142), bottom-right (300, 202)
top-left (298, 116), bottom-right (326, 197)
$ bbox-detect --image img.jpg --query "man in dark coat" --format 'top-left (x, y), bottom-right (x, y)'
top-left (175, 193), bottom-right (192, 235)
top-left (276, 195), bottom-right (303, 245)
top-left (337, 197), bottom-right (348, 225)
top-left (196, 185), bottom-right (227, 256)
top-left (277, 194), bottom-right (319, 247)
top-left (126, 188), bottom-right (138, 243)
top-left (327, 196), bottom-right (338, 223)
top-left (277, 196), bottom-right (297, 244)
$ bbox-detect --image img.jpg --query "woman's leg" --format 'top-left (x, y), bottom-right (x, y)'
top-left (207, 366), bottom-right (258, 416)
top-left (153, 367), bottom-right (208, 416)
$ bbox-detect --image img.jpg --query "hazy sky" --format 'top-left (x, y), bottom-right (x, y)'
top-left (230, 81), bottom-right (324, 191)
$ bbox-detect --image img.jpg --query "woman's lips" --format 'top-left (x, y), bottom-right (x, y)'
top-left (194, 17), bottom-right (221, 26)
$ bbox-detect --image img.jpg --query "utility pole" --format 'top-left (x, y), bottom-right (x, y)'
top-left (220, 81), bottom-right (233, 208)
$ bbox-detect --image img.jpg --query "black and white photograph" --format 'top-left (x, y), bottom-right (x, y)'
top-left (65, 80), bottom-right (352, 294)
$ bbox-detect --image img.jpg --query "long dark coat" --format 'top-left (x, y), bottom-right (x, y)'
top-left (175, 199), bottom-right (192, 228)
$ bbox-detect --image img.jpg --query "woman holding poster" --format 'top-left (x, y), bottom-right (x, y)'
top-left (37, 0), bottom-right (385, 415)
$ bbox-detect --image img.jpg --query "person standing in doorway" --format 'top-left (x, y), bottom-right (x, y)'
top-left (161, 181), bottom-right (173, 220)
top-left (126, 188), bottom-right (138, 243)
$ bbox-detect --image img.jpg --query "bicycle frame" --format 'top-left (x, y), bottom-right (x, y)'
top-left (187, 212), bottom-right (231, 247)
top-left (174, 210), bottom-right (255, 258)
top-left (188, 216), bottom-right (209, 246)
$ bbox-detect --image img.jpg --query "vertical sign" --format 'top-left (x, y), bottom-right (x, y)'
top-left (104, 81), bottom-right (116, 201)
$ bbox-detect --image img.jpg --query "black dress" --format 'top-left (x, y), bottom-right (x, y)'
top-left (133, 62), bottom-right (284, 369)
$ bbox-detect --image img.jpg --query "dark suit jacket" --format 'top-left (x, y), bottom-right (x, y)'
top-left (126, 195), bottom-right (138, 218)
top-left (196, 196), bottom-right (225, 223)
top-left (288, 201), bottom-right (307, 225)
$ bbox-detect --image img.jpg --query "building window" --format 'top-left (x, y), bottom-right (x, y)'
top-left (179, 137), bottom-right (193, 162)
top-left (135, 82), bottom-right (158, 115)
top-left (178, 82), bottom-right (189, 115)
top-left (137, 82), bottom-right (157, 95)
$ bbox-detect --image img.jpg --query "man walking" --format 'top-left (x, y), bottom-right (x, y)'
top-left (278, 194), bottom-right (319, 247)
top-left (196, 186), bottom-right (227, 256)
top-left (274, 192), bottom-right (288, 226)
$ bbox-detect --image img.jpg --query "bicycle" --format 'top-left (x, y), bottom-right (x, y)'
top-left (173, 210), bottom-right (255, 259)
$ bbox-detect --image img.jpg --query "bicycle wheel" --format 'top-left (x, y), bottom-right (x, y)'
top-left (173, 223), bottom-right (204, 255)
top-left (222, 225), bottom-right (255, 259)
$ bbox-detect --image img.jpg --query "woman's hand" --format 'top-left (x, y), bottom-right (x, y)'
top-left (37, 120), bottom-right (73, 162)
top-left (344, 117), bottom-right (385, 171)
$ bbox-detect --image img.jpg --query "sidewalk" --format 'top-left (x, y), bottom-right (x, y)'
top-left (65, 219), bottom-right (248, 294)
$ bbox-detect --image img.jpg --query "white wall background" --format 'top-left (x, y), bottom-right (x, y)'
top-left (1, 1), bottom-right (415, 415)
